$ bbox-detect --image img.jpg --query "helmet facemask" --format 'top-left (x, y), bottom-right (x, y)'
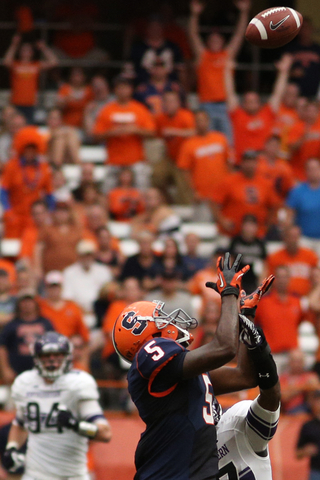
top-left (34, 352), bottom-right (72, 380)
top-left (152, 300), bottom-right (198, 346)
top-left (32, 335), bottom-right (73, 380)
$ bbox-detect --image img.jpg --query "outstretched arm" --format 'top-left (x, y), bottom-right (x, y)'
top-left (269, 54), bottom-right (293, 113)
top-left (226, 0), bottom-right (251, 59)
top-left (239, 314), bottom-right (281, 452)
top-left (37, 41), bottom-right (59, 69)
top-left (209, 342), bottom-right (257, 395)
top-left (188, 0), bottom-right (206, 62)
top-left (3, 34), bottom-right (21, 68)
top-left (183, 253), bottom-right (249, 378)
top-left (225, 58), bottom-right (239, 111)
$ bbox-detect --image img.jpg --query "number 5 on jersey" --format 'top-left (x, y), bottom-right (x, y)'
top-left (202, 374), bottom-right (214, 425)
top-left (144, 341), bottom-right (165, 361)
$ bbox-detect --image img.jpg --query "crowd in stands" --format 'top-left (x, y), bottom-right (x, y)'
top-left (0, 0), bottom-right (319, 418)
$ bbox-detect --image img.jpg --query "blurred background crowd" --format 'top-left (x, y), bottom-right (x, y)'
top-left (0, 0), bottom-right (319, 432)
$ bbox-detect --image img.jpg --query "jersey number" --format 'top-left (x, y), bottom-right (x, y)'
top-left (202, 374), bottom-right (214, 425)
top-left (144, 341), bottom-right (165, 361)
top-left (218, 461), bottom-right (238, 480)
top-left (27, 402), bottom-right (62, 434)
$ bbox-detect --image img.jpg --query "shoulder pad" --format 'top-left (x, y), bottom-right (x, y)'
top-left (136, 338), bottom-right (184, 379)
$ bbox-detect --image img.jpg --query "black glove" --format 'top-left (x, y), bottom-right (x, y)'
top-left (57, 405), bottom-right (79, 432)
top-left (205, 252), bottom-right (250, 298)
top-left (2, 448), bottom-right (25, 472)
top-left (240, 275), bottom-right (275, 318)
top-left (239, 314), bottom-right (279, 390)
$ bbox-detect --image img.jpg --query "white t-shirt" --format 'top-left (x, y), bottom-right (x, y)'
top-left (216, 398), bottom-right (280, 480)
top-left (11, 369), bottom-right (105, 480)
top-left (62, 262), bottom-right (112, 320)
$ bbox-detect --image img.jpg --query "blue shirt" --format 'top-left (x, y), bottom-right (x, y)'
top-left (128, 337), bottom-right (218, 480)
top-left (0, 317), bottom-right (54, 374)
top-left (286, 182), bottom-right (320, 238)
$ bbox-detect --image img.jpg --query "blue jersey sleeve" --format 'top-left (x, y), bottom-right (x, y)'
top-left (286, 185), bottom-right (300, 209)
top-left (136, 338), bottom-right (186, 396)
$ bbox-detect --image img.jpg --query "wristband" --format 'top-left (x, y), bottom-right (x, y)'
top-left (240, 307), bottom-right (257, 317)
top-left (6, 442), bottom-right (18, 450)
top-left (78, 421), bottom-right (98, 439)
top-left (247, 340), bottom-right (279, 390)
top-left (221, 286), bottom-right (240, 298)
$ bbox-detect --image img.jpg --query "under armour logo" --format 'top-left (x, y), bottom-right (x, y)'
top-left (259, 373), bottom-right (270, 378)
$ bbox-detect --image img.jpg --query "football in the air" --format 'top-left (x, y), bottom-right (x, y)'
top-left (245, 6), bottom-right (303, 49)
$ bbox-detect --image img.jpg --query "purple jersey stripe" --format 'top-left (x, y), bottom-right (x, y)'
top-left (246, 408), bottom-right (278, 441)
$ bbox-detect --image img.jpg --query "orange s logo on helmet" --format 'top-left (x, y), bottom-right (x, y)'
top-left (112, 300), bottom-right (196, 362)
top-left (112, 301), bottom-right (162, 362)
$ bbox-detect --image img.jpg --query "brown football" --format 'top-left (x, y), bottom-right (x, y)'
top-left (245, 6), bottom-right (303, 49)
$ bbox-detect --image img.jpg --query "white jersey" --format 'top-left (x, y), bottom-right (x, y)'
top-left (11, 368), bottom-right (105, 480)
top-left (216, 399), bottom-right (280, 480)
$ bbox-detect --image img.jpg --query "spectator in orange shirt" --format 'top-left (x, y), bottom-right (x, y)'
top-left (38, 270), bottom-right (89, 343)
top-left (57, 67), bottom-right (93, 128)
top-left (1, 127), bottom-right (54, 238)
top-left (257, 135), bottom-right (295, 200)
top-left (19, 200), bottom-right (50, 266)
top-left (177, 110), bottom-right (232, 206)
top-left (225, 54), bottom-right (293, 164)
top-left (0, 259), bottom-right (16, 290)
top-left (255, 265), bottom-right (307, 373)
top-left (287, 101), bottom-right (320, 181)
top-left (3, 34), bottom-right (58, 124)
top-left (153, 90), bottom-right (195, 203)
top-left (93, 76), bottom-right (156, 191)
top-left (107, 168), bottom-right (145, 221)
top-left (189, 0), bottom-right (250, 141)
top-left (211, 150), bottom-right (280, 238)
top-left (267, 225), bottom-right (318, 297)
top-left (34, 200), bottom-right (92, 279)
top-left (101, 277), bottom-right (144, 378)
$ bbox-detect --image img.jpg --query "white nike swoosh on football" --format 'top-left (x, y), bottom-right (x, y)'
top-left (269, 15), bottom-right (290, 30)
top-left (218, 273), bottom-right (225, 288)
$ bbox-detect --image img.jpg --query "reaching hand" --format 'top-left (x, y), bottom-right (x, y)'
top-left (275, 54), bottom-right (293, 73)
top-left (190, 0), bottom-right (204, 15)
top-left (206, 252), bottom-right (250, 298)
top-left (234, 0), bottom-right (251, 12)
top-left (240, 274), bottom-right (275, 317)
top-left (2, 448), bottom-right (25, 473)
top-left (239, 314), bottom-right (264, 349)
top-left (57, 405), bottom-right (79, 432)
